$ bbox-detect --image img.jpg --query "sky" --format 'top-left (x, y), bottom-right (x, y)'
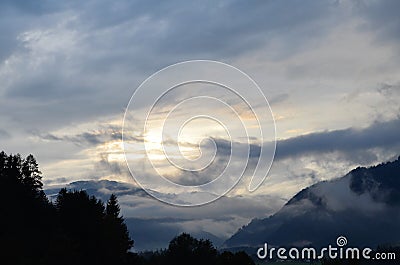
top-left (1, 0), bottom-right (400, 241)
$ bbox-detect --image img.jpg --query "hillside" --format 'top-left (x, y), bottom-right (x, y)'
top-left (224, 157), bottom-right (400, 248)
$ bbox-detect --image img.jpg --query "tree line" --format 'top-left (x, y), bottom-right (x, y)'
top-left (0, 151), bottom-right (254, 265)
top-left (137, 233), bottom-right (254, 265)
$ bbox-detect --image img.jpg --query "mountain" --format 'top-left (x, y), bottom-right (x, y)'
top-left (45, 180), bottom-right (224, 251)
top-left (45, 179), bottom-right (149, 202)
top-left (224, 156), bottom-right (400, 248)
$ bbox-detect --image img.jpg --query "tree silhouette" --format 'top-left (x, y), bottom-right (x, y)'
top-left (54, 189), bottom-right (134, 265)
top-left (216, 251), bottom-right (255, 265)
top-left (166, 233), bottom-right (218, 265)
top-left (138, 233), bottom-right (255, 265)
top-left (0, 152), bottom-right (53, 265)
top-left (21, 154), bottom-right (43, 191)
top-left (0, 151), bottom-right (135, 265)
top-left (104, 193), bottom-right (134, 263)
top-left (106, 193), bottom-right (121, 217)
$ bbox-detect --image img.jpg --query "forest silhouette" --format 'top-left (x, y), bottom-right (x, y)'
top-left (0, 151), bottom-right (254, 265)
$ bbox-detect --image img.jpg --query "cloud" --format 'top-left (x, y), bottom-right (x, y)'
top-left (36, 125), bottom-right (130, 147)
top-left (43, 177), bottom-right (69, 186)
top-left (0, 0), bottom-right (342, 131)
top-left (1, 1), bottom-right (400, 238)
top-left (141, 0), bottom-right (339, 59)
top-left (268, 93), bottom-right (289, 106)
top-left (355, 0), bottom-right (400, 46)
top-left (98, 153), bottom-right (123, 175)
top-left (201, 116), bottom-right (400, 173)
top-left (0, 0), bottom-right (398, 137)
top-left (44, 178), bottom-right (285, 250)
top-left (162, 117), bottom-right (400, 188)
top-left (377, 82), bottom-right (400, 97)
top-left (0, 129), bottom-right (10, 139)
top-left (275, 118), bottom-right (400, 161)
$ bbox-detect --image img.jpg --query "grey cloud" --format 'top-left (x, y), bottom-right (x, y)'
top-left (169, 156), bottom-right (230, 186)
top-left (40, 132), bottom-right (102, 146)
top-left (275, 118), bottom-right (400, 160)
top-left (0, 129), bottom-right (10, 139)
top-left (37, 127), bottom-right (134, 179)
top-left (123, 117), bottom-right (400, 188)
top-left (66, 0), bottom-right (339, 58)
top-left (36, 125), bottom-right (139, 147)
top-left (355, 0), bottom-right (400, 45)
top-left (40, 131), bottom-right (105, 146)
top-left (202, 118), bottom-right (400, 170)
top-left (0, 0), bottom-right (65, 15)
top-left (95, 153), bottom-right (134, 183)
top-left (0, 0), bottom-right (352, 136)
top-left (43, 177), bottom-right (69, 185)
top-left (79, 132), bottom-right (103, 145)
top-left (268, 93), bottom-right (289, 106)
top-left (0, 20), bottom-right (21, 62)
top-left (155, 0), bottom-right (338, 59)
top-left (0, 0), bottom-right (69, 62)
top-left (98, 153), bottom-right (123, 176)
top-left (211, 138), bottom-right (261, 159)
top-left (377, 82), bottom-right (400, 96)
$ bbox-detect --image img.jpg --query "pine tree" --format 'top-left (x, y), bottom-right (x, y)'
top-left (106, 193), bottom-right (121, 218)
top-left (55, 189), bottom-right (107, 265)
top-left (104, 194), bottom-right (134, 261)
top-left (0, 152), bottom-right (53, 265)
top-left (0, 151), bottom-right (136, 265)
top-left (21, 154), bottom-right (43, 191)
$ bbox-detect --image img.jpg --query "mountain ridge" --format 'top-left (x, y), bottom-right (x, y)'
top-left (224, 156), bottom-right (400, 248)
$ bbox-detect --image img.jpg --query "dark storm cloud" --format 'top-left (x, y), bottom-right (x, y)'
top-left (275, 118), bottom-right (400, 160)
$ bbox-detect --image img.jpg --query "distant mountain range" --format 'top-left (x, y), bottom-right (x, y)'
top-left (45, 156), bottom-right (400, 251)
top-left (224, 156), bottom-right (400, 249)
top-left (45, 179), bottom-right (148, 202)
top-left (45, 180), bottom-right (225, 251)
